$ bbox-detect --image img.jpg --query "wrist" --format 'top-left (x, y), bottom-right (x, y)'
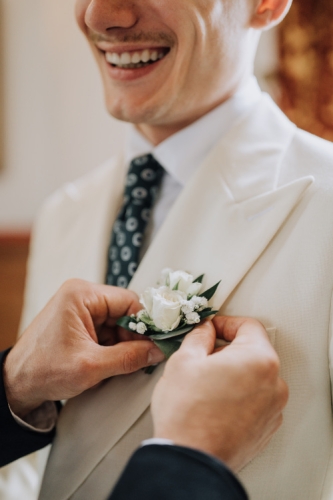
top-left (153, 428), bottom-right (237, 472)
top-left (3, 350), bottom-right (45, 419)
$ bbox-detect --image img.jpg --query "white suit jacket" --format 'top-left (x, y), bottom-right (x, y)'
top-left (19, 93), bottom-right (333, 499)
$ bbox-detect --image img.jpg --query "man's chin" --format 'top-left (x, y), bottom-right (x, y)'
top-left (105, 100), bottom-right (162, 126)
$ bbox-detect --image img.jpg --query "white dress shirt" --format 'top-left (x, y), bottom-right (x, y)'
top-left (126, 76), bottom-right (262, 257)
top-left (15, 76), bottom-right (262, 433)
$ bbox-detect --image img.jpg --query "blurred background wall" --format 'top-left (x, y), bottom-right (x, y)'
top-left (0, 0), bottom-right (127, 232)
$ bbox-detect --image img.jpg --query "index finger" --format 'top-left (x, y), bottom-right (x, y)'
top-left (85, 284), bottom-right (141, 325)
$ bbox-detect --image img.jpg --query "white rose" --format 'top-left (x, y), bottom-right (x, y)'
top-left (157, 268), bottom-right (174, 286)
top-left (186, 282), bottom-right (203, 297)
top-left (168, 270), bottom-right (203, 297)
top-left (141, 286), bottom-right (186, 331)
top-left (140, 287), bottom-right (154, 313)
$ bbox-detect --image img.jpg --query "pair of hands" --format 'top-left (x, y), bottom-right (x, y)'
top-left (3, 279), bottom-right (288, 472)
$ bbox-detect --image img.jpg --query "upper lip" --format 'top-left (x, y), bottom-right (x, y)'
top-left (95, 43), bottom-right (169, 54)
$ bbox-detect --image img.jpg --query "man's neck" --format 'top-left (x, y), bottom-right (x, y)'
top-left (135, 77), bottom-right (251, 146)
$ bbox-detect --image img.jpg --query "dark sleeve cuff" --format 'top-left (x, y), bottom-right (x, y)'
top-left (110, 444), bottom-right (248, 500)
top-left (0, 348), bottom-right (60, 467)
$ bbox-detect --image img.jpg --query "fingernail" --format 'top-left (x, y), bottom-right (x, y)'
top-left (148, 346), bottom-right (165, 365)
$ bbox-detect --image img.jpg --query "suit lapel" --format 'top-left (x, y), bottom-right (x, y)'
top-left (40, 95), bottom-right (314, 499)
top-left (129, 95), bottom-right (313, 308)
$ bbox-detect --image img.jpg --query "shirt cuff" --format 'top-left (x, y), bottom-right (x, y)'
top-left (9, 400), bottom-right (58, 434)
top-left (141, 438), bottom-right (175, 447)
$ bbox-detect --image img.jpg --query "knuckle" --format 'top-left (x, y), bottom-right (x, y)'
top-left (122, 350), bottom-right (139, 373)
top-left (260, 352), bottom-right (280, 380)
top-left (67, 365), bottom-right (90, 393)
top-left (76, 355), bottom-right (96, 381)
top-left (60, 278), bottom-right (85, 296)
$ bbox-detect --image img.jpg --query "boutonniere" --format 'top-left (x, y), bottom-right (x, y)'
top-left (117, 269), bottom-right (220, 373)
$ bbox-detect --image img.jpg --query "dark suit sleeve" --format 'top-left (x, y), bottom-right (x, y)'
top-left (109, 444), bottom-right (248, 500)
top-left (0, 349), bottom-right (58, 467)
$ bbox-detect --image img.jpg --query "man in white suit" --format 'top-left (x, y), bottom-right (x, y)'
top-left (18, 0), bottom-right (333, 498)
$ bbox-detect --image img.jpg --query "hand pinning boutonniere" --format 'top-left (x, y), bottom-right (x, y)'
top-left (117, 269), bottom-right (220, 373)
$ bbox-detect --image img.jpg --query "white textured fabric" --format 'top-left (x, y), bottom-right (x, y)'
top-left (23, 93), bottom-right (333, 500)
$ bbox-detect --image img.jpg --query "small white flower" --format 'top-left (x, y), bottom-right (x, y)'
top-left (181, 300), bottom-right (195, 315)
top-left (137, 322), bottom-right (148, 334)
top-left (186, 312), bottom-right (201, 325)
top-left (129, 322), bottom-right (138, 331)
top-left (191, 296), bottom-right (208, 311)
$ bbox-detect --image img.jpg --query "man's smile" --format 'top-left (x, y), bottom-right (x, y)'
top-left (104, 47), bottom-right (169, 70)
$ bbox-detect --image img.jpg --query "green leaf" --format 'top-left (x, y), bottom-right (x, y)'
top-left (193, 274), bottom-right (204, 284)
top-left (199, 309), bottom-right (219, 320)
top-left (153, 339), bottom-right (181, 359)
top-left (146, 324), bottom-right (164, 333)
top-left (149, 325), bottom-right (194, 340)
top-left (116, 316), bottom-right (135, 330)
top-left (138, 311), bottom-right (155, 326)
top-left (199, 280), bottom-right (221, 301)
top-left (172, 281), bottom-right (180, 291)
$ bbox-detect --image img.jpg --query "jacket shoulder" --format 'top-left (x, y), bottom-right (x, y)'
top-left (40, 155), bottom-right (122, 219)
top-left (294, 128), bottom-right (333, 162)
top-left (283, 126), bottom-right (333, 188)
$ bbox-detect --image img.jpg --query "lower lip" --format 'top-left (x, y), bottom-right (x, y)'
top-left (104, 57), bottom-right (166, 82)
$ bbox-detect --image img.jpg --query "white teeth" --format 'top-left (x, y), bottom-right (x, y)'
top-left (141, 49), bottom-right (150, 63)
top-left (120, 52), bottom-right (131, 65)
top-left (150, 51), bottom-right (158, 62)
top-left (105, 48), bottom-right (166, 68)
top-left (132, 52), bottom-right (141, 64)
top-left (106, 52), bottom-right (120, 65)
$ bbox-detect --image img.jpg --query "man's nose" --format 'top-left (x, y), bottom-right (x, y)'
top-left (85, 0), bottom-right (138, 35)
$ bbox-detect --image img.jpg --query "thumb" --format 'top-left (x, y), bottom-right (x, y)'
top-left (213, 316), bottom-right (272, 354)
top-left (178, 320), bottom-right (216, 358)
top-left (93, 340), bottom-right (165, 379)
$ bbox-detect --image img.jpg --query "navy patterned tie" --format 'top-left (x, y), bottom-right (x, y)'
top-left (106, 154), bottom-right (164, 288)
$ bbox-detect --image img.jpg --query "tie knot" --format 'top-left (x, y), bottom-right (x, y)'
top-left (125, 154), bottom-right (164, 203)
top-left (127, 153), bottom-right (164, 181)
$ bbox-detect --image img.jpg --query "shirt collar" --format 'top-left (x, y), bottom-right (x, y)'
top-left (125, 76), bottom-right (262, 186)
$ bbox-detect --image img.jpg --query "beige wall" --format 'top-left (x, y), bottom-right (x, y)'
top-left (0, 0), bottom-right (128, 230)
top-left (0, 0), bottom-right (277, 231)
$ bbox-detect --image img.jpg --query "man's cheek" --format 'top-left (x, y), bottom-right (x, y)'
top-left (75, 0), bottom-right (90, 33)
